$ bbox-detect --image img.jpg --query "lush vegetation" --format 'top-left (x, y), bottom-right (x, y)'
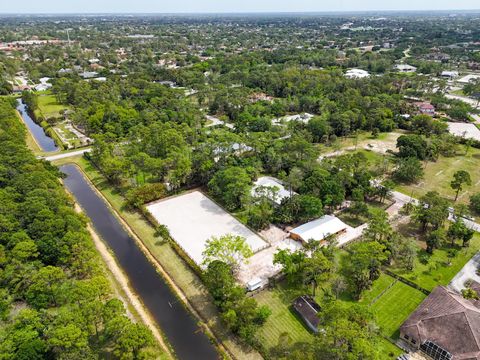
top-left (0, 98), bottom-right (159, 359)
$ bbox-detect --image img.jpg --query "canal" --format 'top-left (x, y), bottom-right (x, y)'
top-left (16, 98), bottom-right (59, 152)
top-left (61, 164), bottom-right (219, 360)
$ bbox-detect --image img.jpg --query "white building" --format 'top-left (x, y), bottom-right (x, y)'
top-left (272, 113), bottom-right (315, 125)
top-left (395, 64), bottom-right (417, 73)
top-left (289, 215), bottom-right (348, 243)
top-left (345, 68), bottom-right (370, 79)
top-left (251, 176), bottom-right (295, 205)
top-left (441, 71), bottom-right (459, 79)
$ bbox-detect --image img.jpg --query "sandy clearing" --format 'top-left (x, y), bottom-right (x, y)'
top-left (447, 122), bottom-right (480, 141)
top-left (146, 191), bottom-right (268, 266)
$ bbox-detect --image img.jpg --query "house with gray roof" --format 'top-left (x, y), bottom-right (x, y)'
top-left (400, 286), bottom-right (480, 360)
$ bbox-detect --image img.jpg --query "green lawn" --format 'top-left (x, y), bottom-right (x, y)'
top-left (35, 92), bottom-right (69, 119)
top-left (377, 337), bottom-right (404, 359)
top-left (254, 285), bottom-right (313, 350)
top-left (391, 233), bottom-right (480, 291)
top-left (254, 274), bottom-right (407, 356)
top-left (395, 147), bottom-right (480, 205)
top-left (359, 272), bottom-right (396, 305)
top-left (370, 279), bottom-right (427, 339)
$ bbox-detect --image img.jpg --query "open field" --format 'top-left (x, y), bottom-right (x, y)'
top-left (318, 130), bottom-right (404, 156)
top-left (146, 191), bottom-right (268, 267)
top-left (396, 147), bottom-right (480, 205)
top-left (391, 232), bottom-right (480, 291)
top-left (35, 92), bottom-right (69, 119)
top-left (51, 156), bottom-right (262, 360)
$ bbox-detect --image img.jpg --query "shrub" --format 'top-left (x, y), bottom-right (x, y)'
top-left (125, 183), bottom-right (167, 208)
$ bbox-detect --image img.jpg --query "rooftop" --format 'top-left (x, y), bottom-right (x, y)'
top-left (401, 286), bottom-right (480, 360)
top-left (251, 176), bottom-right (294, 205)
top-left (290, 215), bottom-right (348, 242)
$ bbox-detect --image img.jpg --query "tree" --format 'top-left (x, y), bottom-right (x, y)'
top-left (471, 193), bottom-right (480, 215)
top-left (448, 218), bottom-right (474, 248)
top-left (414, 191), bottom-right (449, 231)
top-left (208, 166), bottom-right (251, 210)
top-left (396, 134), bottom-right (428, 160)
top-left (203, 260), bottom-right (239, 304)
top-left (426, 229), bottom-right (446, 254)
top-left (202, 234), bottom-right (253, 271)
top-left (303, 251), bottom-right (333, 296)
top-left (364, 209), bottom-right (393, 244)
top-left (313, 302), bottom-right (379, 360)
top-left (273, 249), bottom-right (307, 285)
top-left (377, 180), bottom-right (394, 203)
top-left (462, 287), bottom-right (479, 300)
top-left (450, 170), bottom-right (472, 201)
top-left (26, 266), bottom-right (66, 309)
top-left (343, 241), bottom-right (388, 299)
top-left (393, 157), bottom-right (424, 183)
top-left (391, 235), bottom-right (418, 271)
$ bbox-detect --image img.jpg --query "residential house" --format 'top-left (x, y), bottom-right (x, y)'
top-left (415, 102), bottom-right (435, 116)
top-left (400, 286), bottom-right (480, 360)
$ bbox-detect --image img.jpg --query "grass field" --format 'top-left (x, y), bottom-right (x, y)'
top-left (52, 156), bottom-right (262, 360)
top-left (359, 272), bottom-right (397, 304)
top-left (392, 233), bottom-right (480, 291)
top-left (395, 147), bottom-right (480, 205)
top-left (254, 285), bottom-right (313, 349)
top-left (254, 273), bottom-right (407, 356)
top-left (35, 92), bottom-right (69, 119)
top-left (370, 278), bottom-right (427, 339)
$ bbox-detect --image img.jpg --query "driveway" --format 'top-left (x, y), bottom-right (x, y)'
top-left (42, 148), bottom-right (92, 161)
top-left (449, 252), bottom-right (480, 292)
top-left (445, 93), bottom-right (480, 109)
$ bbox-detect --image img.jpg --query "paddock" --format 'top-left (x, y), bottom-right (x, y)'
top-left (145, 191), bottom-right (268, 267)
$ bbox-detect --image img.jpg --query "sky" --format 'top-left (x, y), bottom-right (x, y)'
top-left (0, 0), bottom-right (478, 14)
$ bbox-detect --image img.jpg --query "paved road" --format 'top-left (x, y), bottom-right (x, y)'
top-left (449, 252), bottom-right (480, 292)
top-left (205, 115), bottom-right (234, 129)
top-left (42, 148), bottom-right (92, 161)
top-left (390, 191), bottom-right (480, 232)
top-left (445, 93), bottom-right (480, 109)
top-left (471, 114), bottom-right (480, 125)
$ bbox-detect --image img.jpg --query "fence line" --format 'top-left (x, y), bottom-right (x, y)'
top-left (383, 269), bottom-right (431, 295)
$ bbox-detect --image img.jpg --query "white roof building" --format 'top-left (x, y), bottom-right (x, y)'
top-left (290, 215), bottom-right (348, 243)
top-left (345, 68), bottom-right (370, 79)
top-left (251, 176), bottom-right (295, 205)
top-left (272, 113), bottom-right (315, 125)
top-left (441, 71), bottom-right (459, 79)
top-left (395, 64), bottom-right (417, 73)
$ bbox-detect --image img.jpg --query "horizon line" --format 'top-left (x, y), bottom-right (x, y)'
top-left (1, 9), bottom-right (480, 16)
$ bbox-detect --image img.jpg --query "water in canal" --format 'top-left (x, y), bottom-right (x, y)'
top-left (16, 98), bottom-right (59, 152)
top-left (60, 164), bottom-right (219, 360)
